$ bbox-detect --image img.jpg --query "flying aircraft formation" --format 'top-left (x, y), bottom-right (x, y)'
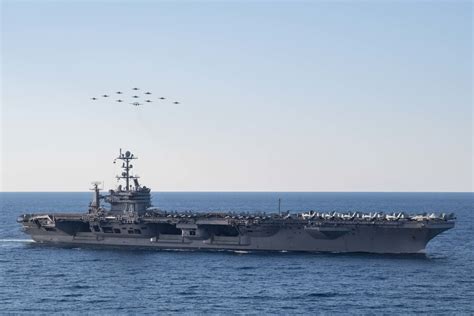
top-left (90, 88), bottom-right (180, 107)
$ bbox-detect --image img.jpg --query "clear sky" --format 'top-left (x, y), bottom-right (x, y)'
top-left (1, 0), bottom-right (472, 192)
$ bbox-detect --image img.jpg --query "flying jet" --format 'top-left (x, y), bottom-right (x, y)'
top-left (133, 95), bottom-right (139, 98)
top-left (102, 94), bottom-right (109, 97)
top-left (145, 100), bottom-right (152, 103)
top-left (91, 97), bottom-right (98, 100)
top-left (145, 92), bottom-right (152, 95)
top-left (132, 87), bottom-right (140, 91)
top-left (116, 99), bottom-right (123, 102)
top-left (173, 101), bottom-right (180, 104)
top-left (159, 97), bottom-right (166, 100)
top-left (116, 91), bottom-right (123, 94)
top-left (131, 102), bottom-right (141, 106)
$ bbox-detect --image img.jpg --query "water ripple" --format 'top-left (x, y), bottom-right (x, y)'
top-left (1, 192), bottom-right (472, 314)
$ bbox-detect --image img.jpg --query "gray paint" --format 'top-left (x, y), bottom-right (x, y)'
top-left (17, 150), bottom-right (455, 254)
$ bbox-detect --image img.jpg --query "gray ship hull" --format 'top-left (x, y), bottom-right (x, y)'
top-left (21, 216), bottom-right (453, 254)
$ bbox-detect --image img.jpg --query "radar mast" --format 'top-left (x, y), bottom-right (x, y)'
top-left (114, 149), bottom-right (139, 191)
top-left (89, 181), bottom-right (103, 213)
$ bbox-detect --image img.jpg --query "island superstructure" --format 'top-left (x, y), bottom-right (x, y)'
top-left (18, 150), bottom-right (455, 254)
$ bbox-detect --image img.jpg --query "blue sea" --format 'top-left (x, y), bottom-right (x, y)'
top-left (1, 192), bottom-right (473, 314)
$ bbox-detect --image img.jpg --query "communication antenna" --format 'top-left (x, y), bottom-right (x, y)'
top-left (113, 148), bottom-right (139, 191)
top-left (90, 181), bottom-right (103, 190)
top-left (90, 181), bottom-right (103, 209)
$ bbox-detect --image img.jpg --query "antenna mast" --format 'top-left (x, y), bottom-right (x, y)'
top-left (114, 149), bottom-right (139, 191)
top-left (90, 181), bottom-right (102, 210)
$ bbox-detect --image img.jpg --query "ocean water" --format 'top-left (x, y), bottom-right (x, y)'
top-left (1, 192), bottom-right (473, 314)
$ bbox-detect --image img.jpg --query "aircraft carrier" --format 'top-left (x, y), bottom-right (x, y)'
top-left (18, 150), bottom-right (455, 254)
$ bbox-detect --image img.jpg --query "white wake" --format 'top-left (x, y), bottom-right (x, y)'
top-left (0, 239), bottom-right (35, 243)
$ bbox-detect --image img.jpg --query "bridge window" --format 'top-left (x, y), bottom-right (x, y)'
top-left (113, 229), bottom-right (121, 234)
top-left (134, 229), bottom-right (141, 234)
top-left (189, 230), bottom-right (196, 236)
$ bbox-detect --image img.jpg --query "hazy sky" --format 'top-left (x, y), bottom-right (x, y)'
top-left (1, 1), bottom-right (472, 192)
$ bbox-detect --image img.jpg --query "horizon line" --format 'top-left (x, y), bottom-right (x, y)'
top-left (1, 191), bottom-right (473, 194)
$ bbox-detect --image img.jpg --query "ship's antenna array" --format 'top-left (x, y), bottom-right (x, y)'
top-left (113, 149), bottom-right (139, 191)
top-left (89, 181), bottom-right (103, 209)
top-left (90, 87), bottom-right (181, 107)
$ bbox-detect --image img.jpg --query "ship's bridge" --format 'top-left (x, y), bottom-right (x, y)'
top-left (99, 149), bottom-right (152, 215)
top-left (106, 186), bottom-right (151, 214)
